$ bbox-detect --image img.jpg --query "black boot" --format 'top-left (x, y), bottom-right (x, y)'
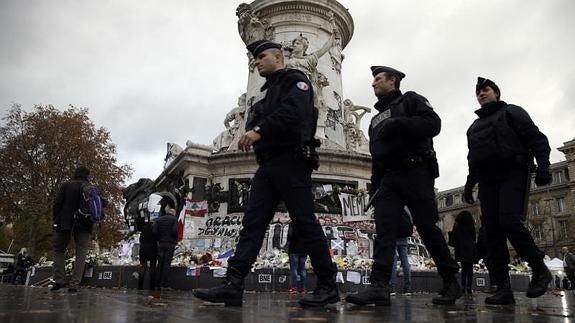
top-left (299, 280), bottom-right (340, 307)
top-left (345, 281), bottom-right (391, 306)
top-left (485, 278), bottom-right (515, 305)
top-left (432, 276), bottom-right (462, 305)
top-left (486, 284), bottom-right (498, 294)
top-left (193, 268), bottom-right (244, 306)
top-left (526, 260), bottom-right (552, 298)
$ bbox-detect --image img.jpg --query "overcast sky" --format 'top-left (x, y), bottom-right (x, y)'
top-left (1, 0), bottom-right (574, 191)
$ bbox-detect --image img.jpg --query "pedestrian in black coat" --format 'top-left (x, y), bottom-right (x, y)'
top-left (449, 211), bottom-right (476, 295)
top-left (153, 197), bottom-right (178, 290)
top-left (51, 166), bottom-right (94, 292)
top-left (138, 219), bottom-right (158, 290)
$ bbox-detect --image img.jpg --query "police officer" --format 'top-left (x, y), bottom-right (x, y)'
top-left (464, 77), bottom-right (552, 305)
top-left (193, 40), bottom-right (338, 307)
top-left (346, 66), bottom-right (461, 306)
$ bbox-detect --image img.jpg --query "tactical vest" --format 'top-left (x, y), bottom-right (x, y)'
top-left (467, 104), bottom-right (528, 169)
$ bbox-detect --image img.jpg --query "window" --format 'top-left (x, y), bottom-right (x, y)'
top-left (445, 195), bottom-right (453, 207)
top-left (437, 197), bottom-right (446, 208)
top-left (533, 224), bottom-right (543, 241)
top-left (532, 201), bottom-right (540, 216)
top-left (558, 220), bottom-right (569, 239)
top-left (552, 171), bottom-right (565, 184)
top-left (453, 194), bottom-right (461, 204)
top-left (556, 197), bottom-right (565, 213)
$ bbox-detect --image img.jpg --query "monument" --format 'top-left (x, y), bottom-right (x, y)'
top-left (125, 0), bottom-right (429, 271)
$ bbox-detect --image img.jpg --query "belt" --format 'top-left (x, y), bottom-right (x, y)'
top-left (256, 149), bottom-right (302, 164)
top-left (383, 152), bottom-right (431, 171)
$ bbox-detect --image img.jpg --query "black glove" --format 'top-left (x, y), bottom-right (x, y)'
top-left (464, 185), bottom-right (475, 204)
top-left (534, 167), bottom-right (552, 186)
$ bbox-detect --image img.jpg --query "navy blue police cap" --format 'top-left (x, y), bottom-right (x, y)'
top-left (476, 77), bottom-right (500, 97)
top-left (246, 40), bottom-right (282, 57)
top-left (370, 66), bottom-right (406, 79)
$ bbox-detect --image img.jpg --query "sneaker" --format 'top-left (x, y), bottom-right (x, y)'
top-left (402, 288), bottom-right (412, 296)
top-left (299, 288), bottom-right (307, 294)
top-left (289, 287), bottom-right (298, 294)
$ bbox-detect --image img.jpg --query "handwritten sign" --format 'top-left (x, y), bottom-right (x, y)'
top-left (338, 193), bottom-right (371, 222)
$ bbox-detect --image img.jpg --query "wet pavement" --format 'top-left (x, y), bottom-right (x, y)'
top-left (0, 285), bottom-right (573, 322)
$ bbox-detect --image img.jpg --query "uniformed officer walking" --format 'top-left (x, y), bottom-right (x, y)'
top-left (193, 40), bottom-right (338, 307)
top-left (464, 77), bottom-right (552, 305)
top-left (346, 66), bottom-right (461, 306)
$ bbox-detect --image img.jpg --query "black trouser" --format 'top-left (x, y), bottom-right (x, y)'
top-left (228, 153), bottom-right (336, 284)
top-left (12, 269), bottom-right (27, 285)
top-left (566, 270), bottom-right (575, 290)
top-left (371, 165), bottom-right (458, 282)
top-left (138, 257), bottom-right (157, 290)
top-left (478, 169), bottom-right (544, 285)
top-left (156, 244), bottom-right (175, 289)
top-left (461, 261), bottom-right (473, 291)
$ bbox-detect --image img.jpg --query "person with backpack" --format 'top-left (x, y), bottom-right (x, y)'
top-left (52, 166), bottom-right (103, 292)
top-left (152, 195), bottom-right (178, 290)
top-left (464, 77), bottom-right (552, 305)
top-left (12, 248), bottom-right (34, 285)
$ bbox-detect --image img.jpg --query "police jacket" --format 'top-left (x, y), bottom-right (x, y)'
top-left (53, 177), bottom-right (93, 232)
top-left (368, 90), bottom-right (440, 193)
top-left (245, 68), bottom-right (317, 155)
top-left (466, 101), bottom-right (550, 183)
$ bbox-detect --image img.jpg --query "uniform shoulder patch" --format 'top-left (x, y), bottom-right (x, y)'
top-left (296, 82), bottom-right (309, 91)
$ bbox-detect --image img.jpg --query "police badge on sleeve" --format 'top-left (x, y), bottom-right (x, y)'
top-left (296, 82), bottom-right (309, 91)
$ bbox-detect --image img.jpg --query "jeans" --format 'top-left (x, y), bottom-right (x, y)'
top-left (53, 229), bottom-right (91, 287)
top-left (289, 253), bottom-right (307, 289)
top-left (389, 244), bottom-right (412, 290)
top-left (156, 244), bottom-right (175, 289)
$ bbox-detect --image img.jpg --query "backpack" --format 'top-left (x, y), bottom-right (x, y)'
top-left (77, 183), bottom-right (104, 223)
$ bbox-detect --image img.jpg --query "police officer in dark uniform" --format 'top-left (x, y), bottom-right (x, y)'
top-left (193, 40), bottom-right (338, 307)
top-left (464, 77), bottom-right (552, 305)
top-left (346, 66), bottom-right (461, 306)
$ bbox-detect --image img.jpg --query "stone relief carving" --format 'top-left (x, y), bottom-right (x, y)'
top-left (343, 99), bottom-right (371, 153)
top-left (164, 142), bottom-right (184, 168)
top-left (213, 93), bottom-right (247, 152)
top-left (328, 12), bottom-right (344, 74)
top-left (284, 32), bottom-right (336, 131)
top-left (236, 3), bottom-right (275, 45)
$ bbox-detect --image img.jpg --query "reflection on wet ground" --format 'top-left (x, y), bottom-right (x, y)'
top-left (0, 286), bottom-right (573, 322)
